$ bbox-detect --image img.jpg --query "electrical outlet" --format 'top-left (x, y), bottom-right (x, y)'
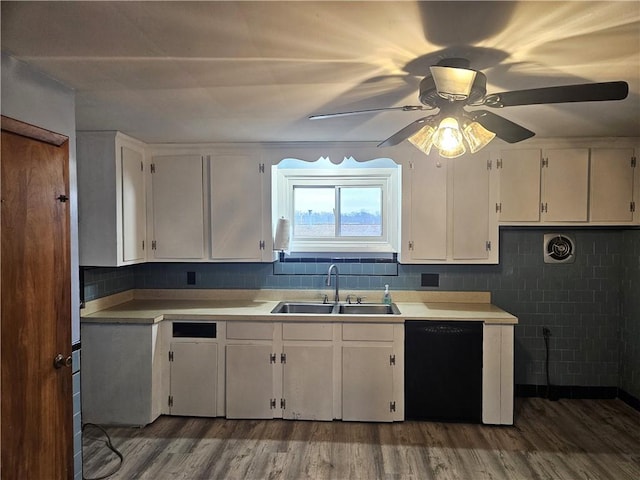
top-left (187, 271), bottom-right (196, 285)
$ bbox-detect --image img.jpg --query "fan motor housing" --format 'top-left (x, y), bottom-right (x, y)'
top-left (419, 71), bottom-right (487, 107)
top-left (543, 234), bottom-right (575, 264)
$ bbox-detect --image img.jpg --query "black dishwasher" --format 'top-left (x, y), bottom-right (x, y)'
top-left (405, 321), bottom-right (482, 423)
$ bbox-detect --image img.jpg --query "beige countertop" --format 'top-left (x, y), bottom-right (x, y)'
top-left (81, 289), bottom-right (518, 325)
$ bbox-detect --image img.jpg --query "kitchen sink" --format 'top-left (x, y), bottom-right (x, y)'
top-left (337, 303), bottom-right (400, 315)
top-left (270, 302), bottom-right (337, 314)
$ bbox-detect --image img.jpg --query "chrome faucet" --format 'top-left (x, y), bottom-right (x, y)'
top-left (326, 264), bottom-right (340, 303)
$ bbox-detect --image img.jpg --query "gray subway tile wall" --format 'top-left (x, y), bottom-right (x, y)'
top-left (82, 228), bottom-right (640, 398)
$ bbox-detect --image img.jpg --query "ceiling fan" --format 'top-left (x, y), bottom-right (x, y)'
top-left (309, 58), bottom-right (629, 158)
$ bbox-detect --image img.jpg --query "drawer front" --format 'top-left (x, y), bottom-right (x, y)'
top-left (226, 322), bottom-right (274, 340)
top-left (282, 323), bottom-right (333, 341)
top-left (342, 324), bottom-right (394, 341)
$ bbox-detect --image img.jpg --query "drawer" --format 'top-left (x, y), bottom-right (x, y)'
top-left (282, 323), bottom-right (333, 341)
top-left (226, 322), bottom-right (274, 340)
top-left (342, 324), bottom-right (394, 341)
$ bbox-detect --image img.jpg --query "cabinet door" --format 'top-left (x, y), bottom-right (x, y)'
top-left (499, 149), bottom-right (541, 222)
top-left (407, 159), bottom-right (448, 261)
top-left (542, 148), bottom-right (589, 222)
top-left (452, 152), bottom-right (491, 260)
top-left (342, 345), bottom-right (394, 422)
top-left (121, 146), bottom-right (146, 262)
top-left (282, 345), bottom-right (333, 421)
top-left (151, 155), bottom-right (205, 259)
top-left (589, 148), bottom-right (635, 222)
top-left (210, 155), bottom-right (266, 261)
top-left (169, 342), bottom-right (217, 417)
top-left (482, 325), bottom-right (514, 425)
top-left (226, 344), bottom-right (274, 419)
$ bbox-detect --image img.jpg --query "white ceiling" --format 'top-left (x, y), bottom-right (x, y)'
top-left (2, 1), bottom-right (639, 145)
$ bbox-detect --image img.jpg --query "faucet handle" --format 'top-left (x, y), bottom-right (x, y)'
top-left (356, 296), bottom-right (366, 304)
top-left (321, 294), bottom-right (329, 304)
top-left (345, 294), bottom-right (353, 304)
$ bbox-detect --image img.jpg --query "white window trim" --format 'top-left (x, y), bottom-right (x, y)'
top-left (275, 167), bottom-right (400, 253)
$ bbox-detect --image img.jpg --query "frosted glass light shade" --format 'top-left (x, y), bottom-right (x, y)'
top-left (408, 125), bottom-right (435, 155)
top-left (430, 66), bottom-right (477, 100)
top-left (463, 121), bottom-right (496, 153)
top-left (439, 141), bottom-right (466, 158)
top-left (432, 117), bottom-right (463, 152)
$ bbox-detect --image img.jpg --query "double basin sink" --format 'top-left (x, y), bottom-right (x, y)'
top-left (271, 301), bottom-right (400, 315)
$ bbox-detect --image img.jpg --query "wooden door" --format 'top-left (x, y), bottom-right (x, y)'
top-left (1, 118), bottom-right (73, 479)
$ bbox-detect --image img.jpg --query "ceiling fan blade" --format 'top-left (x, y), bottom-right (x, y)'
top-left (377, 116), bottom-right (437, 147)
top-left (471, 110), bottom-right (535, 143)
top-left (309, 105), bottom-right (430, 120)
top-left (481, 81), bottom-right (628, 107)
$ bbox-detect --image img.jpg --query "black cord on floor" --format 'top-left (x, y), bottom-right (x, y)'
top-left (82, 423), bottom-right (124, 480)
top-left (542, 327), bottom-right (558, 401)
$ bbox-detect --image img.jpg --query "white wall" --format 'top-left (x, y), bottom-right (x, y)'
top-left (1, 53), bottom-right (80, 344)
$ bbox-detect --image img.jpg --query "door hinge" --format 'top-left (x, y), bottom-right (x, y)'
top-left (541, 202), bottom-right (548, 213)
top-left (280, 398), bottom-right (286, 409)
top-left (259, 163), bottom-right (265, 173)
top-left (280, 353), bottom-right (286, 364)
top-left (631, 201), bottom-right (636, 213)
top-left (259, 240), bottom-right (265, 250)
top-left (541, 157), bottom-right (549, 168)
top-left (496, 158), bottom-right (503, 169)
top-left (168, 395), bottom-right (173, 407)
top-left (408, 241), bottom-right (414, 251)
top-left (487, 159), bottom-right (492, 170)
top-left (150, 163), bottom-right (156, 174)
top-left (57, 194), bottom-right (69, 203)
top-left (486, 241), bottom-right (492, 251)
top-left (632, 156), bottom-right (637, 168)
top-left (409, 161), bottom-right (414, 170)
top-left (141, 161), bottom-right (144, 172)
top-left (152, 240), bottom-right (157, 250)
top-left (270, 398), bottom-right (277, 409)
top-left (270, 353), bottom-right (277, 364)
top-left (496, 202), bottom-right (502, 213)
top-left (390, 401), bottom-right (396, 413)
top-left (389, 354), bottom-right (395, 366)
top-left (142, 240), bottom-right (145, 251)
top-left (168, 351), bottom-right (174, 362)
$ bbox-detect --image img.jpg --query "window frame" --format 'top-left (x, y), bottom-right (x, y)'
top-left (275, 166), bottom-right (400, 253)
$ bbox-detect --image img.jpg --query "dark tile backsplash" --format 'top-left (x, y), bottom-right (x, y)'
top-left (83, 228), bottom-right (640, 399)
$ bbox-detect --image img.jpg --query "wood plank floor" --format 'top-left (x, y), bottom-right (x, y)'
top-left (82, 398), bottom-right (640, 480)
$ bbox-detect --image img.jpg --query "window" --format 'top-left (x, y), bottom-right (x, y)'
top-left (274, 157), bottom-right (400, 253)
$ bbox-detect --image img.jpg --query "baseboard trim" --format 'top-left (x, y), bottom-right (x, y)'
top-left (516, 384), bottom-right (639, 411)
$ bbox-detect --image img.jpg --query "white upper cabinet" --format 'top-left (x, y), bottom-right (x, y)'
top-left (149, 155), bottom-right (206, 260)
top-left (589, 148), bottom-right (636, 223)
top-left (77, 131), bottom-right (146, 266)
top-left (401, 156), bottom-right (448, 262)
top-left (452, 152), bottom-right (496, 261)
top-left (541, 148), bottom-right (590, 222)
top-left (497, 149), bottom-right (542, 222)
top-left (498, 143), bottom-right (639, 226)
top-left (401, 150), bottom-right (498, 264)
top-left (210, 154), bottom-right (271, 261)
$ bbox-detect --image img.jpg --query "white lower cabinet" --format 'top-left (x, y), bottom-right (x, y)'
top-left (342, 345), bottom-right (394, 422)
top-left (169, 342), bottom-right (217, 417)
top-left (81, 321), bottom-right (167, 426)
top-left (226, 344), bottom-right (275, 419)
top-left (341, 323), bottom-right (404, 422)
top-left (482, 324), bottom-right (514, 425)
top-left (282, 345), bottom-right (333, 420)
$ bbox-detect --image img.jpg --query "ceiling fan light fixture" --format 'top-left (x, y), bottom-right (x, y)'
top-left (429, 66), bottom-right (477, 101)
top-left (408, 125), bottom-right (435, 155)
top-left (462, 121), bottom-right (496, 153)
top-left (438, 141), bottom-right (467, 159)
top-left (432, 117), bottom-right (464, 152)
